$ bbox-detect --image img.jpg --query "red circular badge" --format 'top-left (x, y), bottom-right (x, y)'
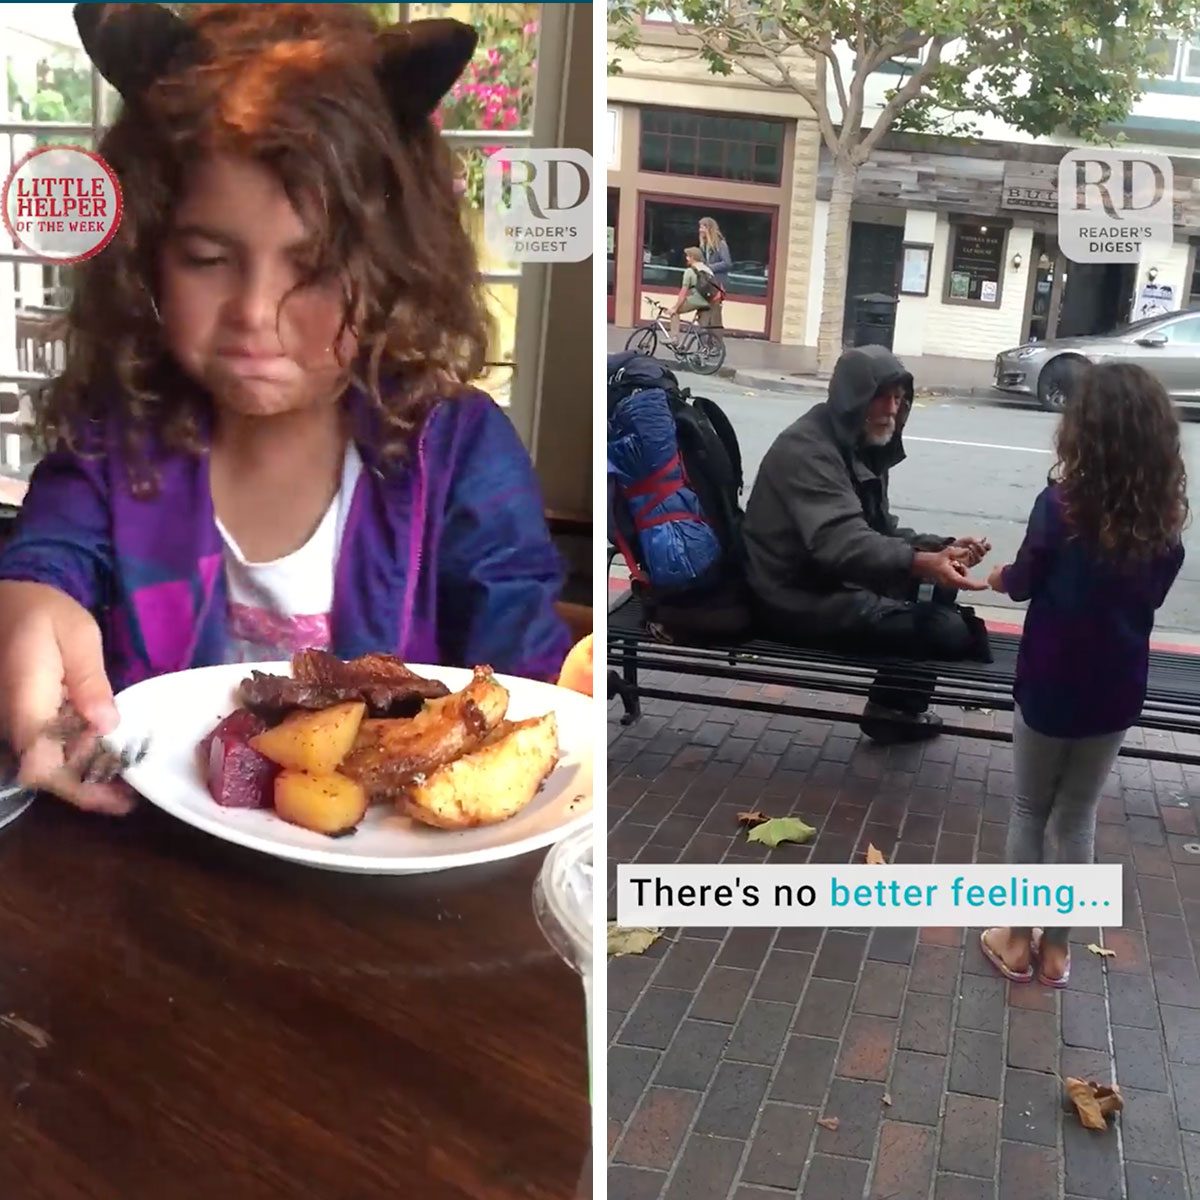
top-left (2, 144), bottom-right (123, 264)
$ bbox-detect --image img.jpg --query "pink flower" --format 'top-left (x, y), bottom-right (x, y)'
top-left (523, 21), bottom-right (538, 36)
top-left (487, 48), bottom-right (501, 67)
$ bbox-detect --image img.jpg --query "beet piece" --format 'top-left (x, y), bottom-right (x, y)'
top-left (201, 710), bottom-right (275, 808)
top-left (199, 709), bottom-right (267, 770)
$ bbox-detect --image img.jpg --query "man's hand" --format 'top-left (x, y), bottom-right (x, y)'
top-left (953, 536), bottom-right (991, 567)
top-left (913, 547), bottom-right (987, 592)
top-left (987, 564), bottom-right (1008, 593)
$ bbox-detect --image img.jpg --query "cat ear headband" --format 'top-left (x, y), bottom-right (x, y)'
top-left (73, 3), bottom-right (478, 125)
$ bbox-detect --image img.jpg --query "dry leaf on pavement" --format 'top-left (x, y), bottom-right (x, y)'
top-left (1065, 1078), bottom-right (1123, 1131)
top-left (817, 1116), bottom-right (840, 1132)
top-left (1086, 943), bottom-right (1116, 958)
top-left (737, 810), bottom-right (769, 827)
top-left (747, 817), bottom-right (816, 849)
top-left (865, 844), bottom-right (886, 865)
top-left (607, 924), bottom-right (663, 959)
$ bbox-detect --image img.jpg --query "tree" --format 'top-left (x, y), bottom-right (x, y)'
top-left (611, 1), bottom-right (1200, 373)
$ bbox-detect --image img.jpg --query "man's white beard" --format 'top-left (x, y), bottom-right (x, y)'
top-left (863, 420), bottom-right (896, 447)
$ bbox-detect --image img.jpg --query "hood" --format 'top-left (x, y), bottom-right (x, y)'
top-left (825, 344), bottom-right (914, 469)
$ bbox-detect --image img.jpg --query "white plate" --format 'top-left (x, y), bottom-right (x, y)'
top-left (115, 662), bottom-right (593, 875)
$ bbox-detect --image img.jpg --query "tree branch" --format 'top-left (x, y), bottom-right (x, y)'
top-left (855, 34), bottom-right (950, 160)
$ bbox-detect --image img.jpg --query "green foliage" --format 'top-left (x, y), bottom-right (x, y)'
top-left (610, 1), bottom-right (1200, 147)
top-left (435, 4), bottom-right (539, 209)
top-left (8, 55), bottom-right (92, 140)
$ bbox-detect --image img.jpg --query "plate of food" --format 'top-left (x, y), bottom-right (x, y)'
top-left (112, 651), bottom-right (593, 874)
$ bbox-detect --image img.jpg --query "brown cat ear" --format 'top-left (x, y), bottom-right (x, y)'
top-left (74, 3), bottom-right (201, 100)
top-left (375, 18), bottom-right (479, 126)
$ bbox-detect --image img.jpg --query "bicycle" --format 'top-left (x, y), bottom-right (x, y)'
top-left (623, 298), bottom-right (727, 375)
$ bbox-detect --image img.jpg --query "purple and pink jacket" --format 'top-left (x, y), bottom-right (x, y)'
top-left (1002, 484), bottom-right (1184, 739)
top-left (0, 387), bottom-right (572, 691)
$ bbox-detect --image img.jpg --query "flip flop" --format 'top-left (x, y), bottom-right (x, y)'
top-left (979, 928), bottom-right (1034, 983)
top-left (1031, 931), bottom-right (1071, 989)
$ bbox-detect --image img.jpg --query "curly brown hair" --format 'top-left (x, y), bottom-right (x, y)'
top-left (41, 3), bottom-right (491, 482)
top-left (1052, 361), bottom-right (1188, 562)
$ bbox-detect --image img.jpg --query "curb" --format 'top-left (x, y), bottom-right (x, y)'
top-left (727, 369), bottom-right (998, 400)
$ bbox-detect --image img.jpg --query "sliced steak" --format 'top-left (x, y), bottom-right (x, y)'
top-left (239, 651), bottom-right (449, 721)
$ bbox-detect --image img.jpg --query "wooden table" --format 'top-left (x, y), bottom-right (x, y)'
top-left (0, 800), bottom-right (590, 1199)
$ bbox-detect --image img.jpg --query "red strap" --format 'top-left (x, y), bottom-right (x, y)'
top-left (636, 511), bottom-right (710, 531)
top-left (625, 453), bottom-right (682, 497)
top-left (612, 525), bottom-right (646, 583)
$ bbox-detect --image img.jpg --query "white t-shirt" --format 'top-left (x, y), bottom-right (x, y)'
top-left (216, 443), bottom-right (363, 664)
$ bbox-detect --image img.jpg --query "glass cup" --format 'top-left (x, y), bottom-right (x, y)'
top-left (533, 823), bottom-right (593, 1070)
top-left (532, 824), bottom-right (593, 1198)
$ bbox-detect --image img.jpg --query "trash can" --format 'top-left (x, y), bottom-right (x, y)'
top-left (852, 292), bottom-right (898, 350)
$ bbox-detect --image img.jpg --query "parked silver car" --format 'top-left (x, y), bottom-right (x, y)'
top-left (994, 309), bottom-right (1200, 411)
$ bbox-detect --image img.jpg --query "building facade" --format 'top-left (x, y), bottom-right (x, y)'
top-left (609, 18), bottom-right (1200, 364)
top-left (606, 20), bottom-right (820, 343)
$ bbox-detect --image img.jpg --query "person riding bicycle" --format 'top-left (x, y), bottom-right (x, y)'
top-left (669, 247), bottom-right (718, 341)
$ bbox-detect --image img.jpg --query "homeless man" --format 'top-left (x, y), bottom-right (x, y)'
top-left (742, 345), bottom-right (991, 745)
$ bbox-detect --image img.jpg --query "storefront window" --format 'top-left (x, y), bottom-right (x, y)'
top-left (608, 190), bottom-right (618, 300)
top-left (944, 223), bottom-right (1006, 306)
top-left (640, 199), bottom-right (773, 299)
top-left (639, 109), bottom-right (784, 186)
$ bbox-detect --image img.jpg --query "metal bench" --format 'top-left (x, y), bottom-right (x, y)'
top-left (608, 590), bottom-right (1200, 766)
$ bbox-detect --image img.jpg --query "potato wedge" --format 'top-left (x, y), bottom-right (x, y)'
top-left (274, 770), bottom-right (368, 837)
top-left (342, 667), bottom-right (509, 800)
top-left (250, 701), bottom-right (366, 774)
top-left (402, 713), bottom-right (559, 830)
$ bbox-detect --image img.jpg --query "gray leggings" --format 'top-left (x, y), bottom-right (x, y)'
top-left (1005, 707), bottom-right (1125, 947)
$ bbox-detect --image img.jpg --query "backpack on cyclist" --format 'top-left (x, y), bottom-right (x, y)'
top-left (607, 351), bottom-right (751, 641)
top-left (695, 266), bottom-right (725, 304)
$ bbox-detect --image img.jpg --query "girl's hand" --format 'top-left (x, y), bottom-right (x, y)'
top-left (987, 565), bottom-right (1008, 594)
top-left (557, 635), bottom-right (593, 697)
top-left (0, 582), bottom-right (133, 814)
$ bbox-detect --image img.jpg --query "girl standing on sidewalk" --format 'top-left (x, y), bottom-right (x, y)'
top-left (981, 362), bottom-right (1187, 987)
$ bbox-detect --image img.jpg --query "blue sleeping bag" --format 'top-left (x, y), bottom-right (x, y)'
top-left (608, 385), bottom-right (722, 591)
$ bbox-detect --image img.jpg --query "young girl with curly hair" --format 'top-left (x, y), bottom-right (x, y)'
top-left (0, 3), bottom-right (579, 814)
top-left (981, 362), bottom-right (1187, 987)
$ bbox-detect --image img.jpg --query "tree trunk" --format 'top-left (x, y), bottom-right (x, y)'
top-left (816, 154), bottom-right (859, 376)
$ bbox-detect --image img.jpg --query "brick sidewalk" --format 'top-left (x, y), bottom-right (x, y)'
top-left (608, 675), bottom-right (1200, 1200)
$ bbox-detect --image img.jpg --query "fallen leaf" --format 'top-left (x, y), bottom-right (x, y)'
top-left (866, 843), bottom-right (886, 865)
top-left (882, 1093), bottom-right (893, 1107)
top-left (1086, 943), bottom-right (1116, 958)
top-left (737, 810), bottom-right (769, 827)
top-left (0, 1015), bottom-right (50, 1049)
top-left (747, 817), bottom-right (816, 849)
top-left (607, 924), bottom-right (663, 958)
top-left (817, 1116), bottom-right (840, 1132)
top-left (1065, 1077), bottom-right (1122, 1130)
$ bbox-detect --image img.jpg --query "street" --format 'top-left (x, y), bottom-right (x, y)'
top-left (690, 375), bottom-right (1200, 635)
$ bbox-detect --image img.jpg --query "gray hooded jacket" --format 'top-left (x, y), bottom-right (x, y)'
top-left (742, 345), bottom-right (950, 635)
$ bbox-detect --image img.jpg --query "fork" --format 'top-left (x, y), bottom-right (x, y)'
top-left (9, 701), bottom-right (150, 787)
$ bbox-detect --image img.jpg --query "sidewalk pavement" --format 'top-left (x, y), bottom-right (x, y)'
top-left (608, 675), bottom-right (1200, 1200)
top-left (607, 325), bottom-right (1000, 399)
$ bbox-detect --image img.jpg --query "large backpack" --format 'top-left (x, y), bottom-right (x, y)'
top-left (607, 353), bottom-right (751, 641)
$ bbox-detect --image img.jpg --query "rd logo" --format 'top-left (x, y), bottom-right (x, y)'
top-left (483, 148), bottom-right (592, 264)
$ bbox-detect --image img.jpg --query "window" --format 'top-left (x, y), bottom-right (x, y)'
top-left (639, 108), bottom-right (785, 186)
top-left (1146, 34), bottom-right (1183, 77)
top-left (640, 198), bottom-right (773, 300)
top-left (944, 222), bottom-right (1006, 306)
top-left (1189, 248), bottom-right (1200, 308)
top-left (643, 6), bottom-right (690, 24)
top-left (608, 189), bottom-right (618, 300)
top-left (1184, 37), bottom-right (1200, 80)
top-left (1163, 314), bottom-right (1200, 343)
